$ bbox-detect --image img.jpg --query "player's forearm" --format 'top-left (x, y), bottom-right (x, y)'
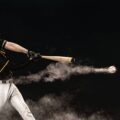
top-left (4, 41), bottom-right (28, 54)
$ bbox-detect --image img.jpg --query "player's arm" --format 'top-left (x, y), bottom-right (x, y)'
top-left (0, 39), bottom-right (41, 60)
top-left (4, 40), bottom-right (28, 54)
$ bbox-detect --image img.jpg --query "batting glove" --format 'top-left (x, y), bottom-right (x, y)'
top-left (27, 50), bottom-right (41, 61)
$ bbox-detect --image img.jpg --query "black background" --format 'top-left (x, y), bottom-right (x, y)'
top-left (0, 0), bottom-right (120, 64)
top-left (1, 0), bottom-right (120, 119)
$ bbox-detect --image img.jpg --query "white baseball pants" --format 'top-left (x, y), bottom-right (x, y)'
top-left (0, 82), bottom-right (36, 120)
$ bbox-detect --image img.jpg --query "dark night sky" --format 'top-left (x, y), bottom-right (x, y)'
top-left (1, 1), bottom-right (120, 119)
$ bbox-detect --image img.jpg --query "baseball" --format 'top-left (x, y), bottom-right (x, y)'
top-left (108, 66), bottom-right (117, 73)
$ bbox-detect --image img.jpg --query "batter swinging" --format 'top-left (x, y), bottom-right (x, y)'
top-left (0, 39), bottom-right (40, 120)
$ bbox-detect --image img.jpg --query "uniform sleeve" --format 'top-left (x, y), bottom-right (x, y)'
top-left (0, 39), bottom-right (7, 50)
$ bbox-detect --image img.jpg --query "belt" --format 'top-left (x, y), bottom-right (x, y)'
top-left (0, 79), bottom-right (13, 84)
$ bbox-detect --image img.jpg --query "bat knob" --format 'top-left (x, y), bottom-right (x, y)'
top-left (108, 66), bottom-right (117, 73)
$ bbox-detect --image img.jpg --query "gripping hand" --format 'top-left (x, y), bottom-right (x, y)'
top-left (27, 50), bottom-right (41, 61)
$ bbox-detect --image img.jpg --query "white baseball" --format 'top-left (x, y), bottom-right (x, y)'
top-left (108, 66), bottom-right (117, 73)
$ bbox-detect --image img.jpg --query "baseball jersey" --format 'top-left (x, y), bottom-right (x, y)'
top-left (0, 39), bottom-right (12, 80)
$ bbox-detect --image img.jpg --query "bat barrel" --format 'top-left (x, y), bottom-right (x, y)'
top-left (41, 55), bottom-right (72, 64)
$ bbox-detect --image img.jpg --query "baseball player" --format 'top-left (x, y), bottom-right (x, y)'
top-left (0, 39), bottom-right (40, 120)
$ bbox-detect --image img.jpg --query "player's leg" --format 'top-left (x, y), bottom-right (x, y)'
top-left (0, 83), bottom-right (10, 110)
top-left (9, 83), bottom-right (36, 120)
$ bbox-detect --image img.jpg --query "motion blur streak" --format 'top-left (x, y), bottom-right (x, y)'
top-left (14, 62), bottom-right (116, 84)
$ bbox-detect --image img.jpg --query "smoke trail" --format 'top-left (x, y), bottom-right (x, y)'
top-left (0, 102), bottom-right (20, 120)
top-left (0, 94), bottom-right (113, 120)
top-left (0, 63), bottom-right (116, 119)
top-left (14, 62), bottom-right (116, 84)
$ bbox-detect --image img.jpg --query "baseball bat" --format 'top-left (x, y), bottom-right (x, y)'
top-left (41, 55), bottom-right (73, 64)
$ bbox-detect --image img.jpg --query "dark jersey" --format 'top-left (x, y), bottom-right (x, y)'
top-left (0, 39), bottom-right (12, 80)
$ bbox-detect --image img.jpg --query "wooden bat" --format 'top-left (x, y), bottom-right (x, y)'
top-left (41, 55), bottom-right (73, 64)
